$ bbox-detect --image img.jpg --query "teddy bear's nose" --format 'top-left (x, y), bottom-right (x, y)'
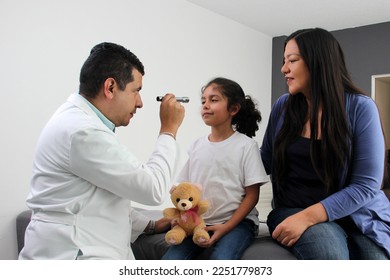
top-left (181, 203), bottom-right (187, 207)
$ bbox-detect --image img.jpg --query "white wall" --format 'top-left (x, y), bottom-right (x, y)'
top-left (0, 0), bottom-right (272, 259)
top-left (373, 76), bottom-right (390, 149)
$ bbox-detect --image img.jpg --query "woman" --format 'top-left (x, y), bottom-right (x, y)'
top-left (260, 28), bottom-right (390, 259)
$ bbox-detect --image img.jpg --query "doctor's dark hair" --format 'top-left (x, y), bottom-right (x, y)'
top-left (79, 42), bottom-right (145, 98)
top-left (202, 77), bottom-right (262, 138)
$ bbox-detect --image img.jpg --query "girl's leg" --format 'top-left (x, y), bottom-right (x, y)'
top-left (267, 208), bottom-right (349, 259)
top-left (209, 220), bottom-right (256, 260)
top-left (161, 236), bottom-right (204, 260)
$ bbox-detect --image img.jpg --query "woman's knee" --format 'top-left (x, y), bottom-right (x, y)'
top-left (292, 222), bottom-right (349, 260)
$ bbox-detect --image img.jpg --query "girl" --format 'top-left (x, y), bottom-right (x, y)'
top-left (162, 77), bottom-right (268, 259)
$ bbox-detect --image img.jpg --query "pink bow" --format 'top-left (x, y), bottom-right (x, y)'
top-left (181, 206), bottom-right (200, 225)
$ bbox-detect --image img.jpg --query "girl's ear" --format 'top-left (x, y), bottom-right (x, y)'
top-left (229, 103), bottom-right (241, 116)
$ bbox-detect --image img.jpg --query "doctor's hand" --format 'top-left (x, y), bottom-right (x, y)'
top-left (154, 217), bottom-right (173, 234)
top-left (159, 93), bottom-right (185, 138)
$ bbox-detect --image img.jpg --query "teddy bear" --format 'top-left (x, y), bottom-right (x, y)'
top-left (163, 182), bottom-right (210, 246)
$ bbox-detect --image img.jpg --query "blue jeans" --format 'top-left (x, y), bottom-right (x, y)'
top-left (161, 219), bottom-right (256, 260)
top-left (267, 208), bottom-right (389, 260)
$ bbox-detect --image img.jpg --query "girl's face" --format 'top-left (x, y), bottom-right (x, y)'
top-left (201, 85), bottom-right (238, 128)
top-left (281, 39), bottom-right (311, 97)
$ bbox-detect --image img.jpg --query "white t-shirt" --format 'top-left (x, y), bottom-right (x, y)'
top-left (176, 131), bottom-right (269, 225)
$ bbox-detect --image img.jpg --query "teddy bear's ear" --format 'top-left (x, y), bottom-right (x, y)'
top-left (169, 185), bottom-right (177, 194)
top-left (193, 183), bottom-right (202, 192)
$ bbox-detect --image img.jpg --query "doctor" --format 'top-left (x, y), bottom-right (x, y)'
top-left (19, 42), bottom-right (185, 259)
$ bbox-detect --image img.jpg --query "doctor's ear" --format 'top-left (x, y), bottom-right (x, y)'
top-left (103, 78), bottom-right (116, 99)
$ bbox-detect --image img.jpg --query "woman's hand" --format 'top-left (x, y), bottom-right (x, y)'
top-left (272, 203), bottom-right (328, 247)
top-left (272, 212), bottom-right (308, 246)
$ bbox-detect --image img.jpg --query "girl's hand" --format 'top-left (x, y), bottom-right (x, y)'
top-left (197, 223), bottom-right (229, 248)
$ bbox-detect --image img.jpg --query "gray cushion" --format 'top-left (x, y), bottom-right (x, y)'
top-left (16, 210), bottom-right (32, 254)
top-left (131, 208), bottom-right (296, 260)
top-left (241, 236), bottom-right (296, 260)
top-left (131, 232), bottom-right (296, 260)
top-left (16, 209), bottom-right (296, 259)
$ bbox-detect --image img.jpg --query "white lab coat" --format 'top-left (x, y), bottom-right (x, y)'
top-left (19, 93), bottom-right (184, 259)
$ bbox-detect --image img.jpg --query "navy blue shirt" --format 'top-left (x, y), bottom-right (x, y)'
top-left (276, 137), bottom-right (327, 208)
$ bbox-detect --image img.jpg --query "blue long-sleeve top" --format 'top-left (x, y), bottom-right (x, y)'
top-left (261, 93), bottom-right (390, 257)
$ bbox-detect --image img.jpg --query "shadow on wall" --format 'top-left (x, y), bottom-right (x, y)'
top-left (383, 150), bottom-right (390, 199)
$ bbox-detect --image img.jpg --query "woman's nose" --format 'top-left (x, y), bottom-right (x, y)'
top-left (281, 63), bottom-right (288, 74)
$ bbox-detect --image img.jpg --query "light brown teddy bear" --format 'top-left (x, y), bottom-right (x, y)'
top-left (163, 182), bottom-right (210, 246)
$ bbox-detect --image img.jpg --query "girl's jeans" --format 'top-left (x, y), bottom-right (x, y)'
top-left (162, 219), bottom-right (256, 260)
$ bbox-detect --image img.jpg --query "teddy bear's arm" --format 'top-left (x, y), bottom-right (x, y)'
top-left (197, 200), bottom-right (209, 215)
top-left (163, 208), bottom-right (180, 219)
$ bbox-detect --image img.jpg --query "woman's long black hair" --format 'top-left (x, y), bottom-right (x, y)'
top-left (273, 28), bottom-right (365, 194)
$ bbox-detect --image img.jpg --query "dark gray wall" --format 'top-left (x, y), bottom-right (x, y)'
top-left (271, 21), bottom-right (390, 105)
